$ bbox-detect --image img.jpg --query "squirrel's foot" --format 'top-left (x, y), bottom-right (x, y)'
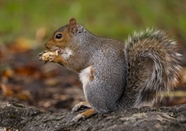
top-left (72, 102), bottom-right (91, 112)
top-left (72, 109), bottom-right (97, 122)
top-left (72, 113), bottom-right (86, 122)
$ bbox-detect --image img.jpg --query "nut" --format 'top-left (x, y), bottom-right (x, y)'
top-left (39, 49), bottom-right (62, 62)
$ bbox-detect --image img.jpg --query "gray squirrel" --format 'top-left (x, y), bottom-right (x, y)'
top-left (39, 18), bottom-right (182, 122)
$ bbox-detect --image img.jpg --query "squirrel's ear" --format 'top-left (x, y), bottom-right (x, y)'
top-left (68, 17), bottom-right (77, 35)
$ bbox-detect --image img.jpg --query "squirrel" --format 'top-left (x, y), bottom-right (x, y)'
top-left (39, 17), bottom-right (182, 122)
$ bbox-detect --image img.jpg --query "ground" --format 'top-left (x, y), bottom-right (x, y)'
top-left (0, 102), bottom-right (186, 131)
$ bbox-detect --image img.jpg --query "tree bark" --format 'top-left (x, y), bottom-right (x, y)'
top-left (0, 101), bottom-right (186, 131)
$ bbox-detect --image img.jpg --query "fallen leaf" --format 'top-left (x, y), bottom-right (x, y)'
top-left (0, 84), bottom-right (14, 96)
top-left (16, 90), bottom-right (32, 101)
top-left (9, 37), bottom-right (32, 53)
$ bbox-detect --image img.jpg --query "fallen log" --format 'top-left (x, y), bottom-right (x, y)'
top-left (0, 101), bottom-right (186, 131)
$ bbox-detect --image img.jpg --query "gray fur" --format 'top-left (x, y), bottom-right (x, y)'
top-left (68, 24), bottom-right (127, 113)
top-left (57, 25), bottom-right (181, 113)
top-left (121, 29), bottom-right (182, 108)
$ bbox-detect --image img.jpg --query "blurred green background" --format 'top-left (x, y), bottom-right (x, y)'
top-left (0, 0), bottom-right (186, 46)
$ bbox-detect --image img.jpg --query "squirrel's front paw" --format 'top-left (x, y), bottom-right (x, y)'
top-left (39, 49), bottom-right (61, 63)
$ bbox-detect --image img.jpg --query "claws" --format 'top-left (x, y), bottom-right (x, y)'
top-left (38, 49), bottom-right (62, 63)
top-left (72, 109), bottom-right (96, 122)
top-left (71, 102), bottom-right (91, 113)
top-left (71, 103), bottom-right (82, 113)
top-left (38, 50), bottom-right (48, 56)
top-left (72, 113), bottom-right (86, 122)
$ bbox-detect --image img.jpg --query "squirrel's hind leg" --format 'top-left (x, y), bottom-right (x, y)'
top-left (72, 102), bottom-right (97, 122)
top-left (72, 109), bottom-right (97, 122)
top-left (72, 101), bottom-right (91, 112)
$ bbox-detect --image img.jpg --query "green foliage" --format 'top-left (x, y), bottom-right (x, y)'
top-left (0, 0), bottom-right (185, 44)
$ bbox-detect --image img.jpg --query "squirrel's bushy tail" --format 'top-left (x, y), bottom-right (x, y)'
top-left (123, 29), bottom-right (182, 107)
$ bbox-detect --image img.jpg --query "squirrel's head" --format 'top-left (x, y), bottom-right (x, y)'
top-left (45, 17), bottom-right (78, 51)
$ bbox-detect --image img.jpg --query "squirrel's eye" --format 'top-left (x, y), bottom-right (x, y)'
top-left (55, 34), bottom-right (62, 39)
